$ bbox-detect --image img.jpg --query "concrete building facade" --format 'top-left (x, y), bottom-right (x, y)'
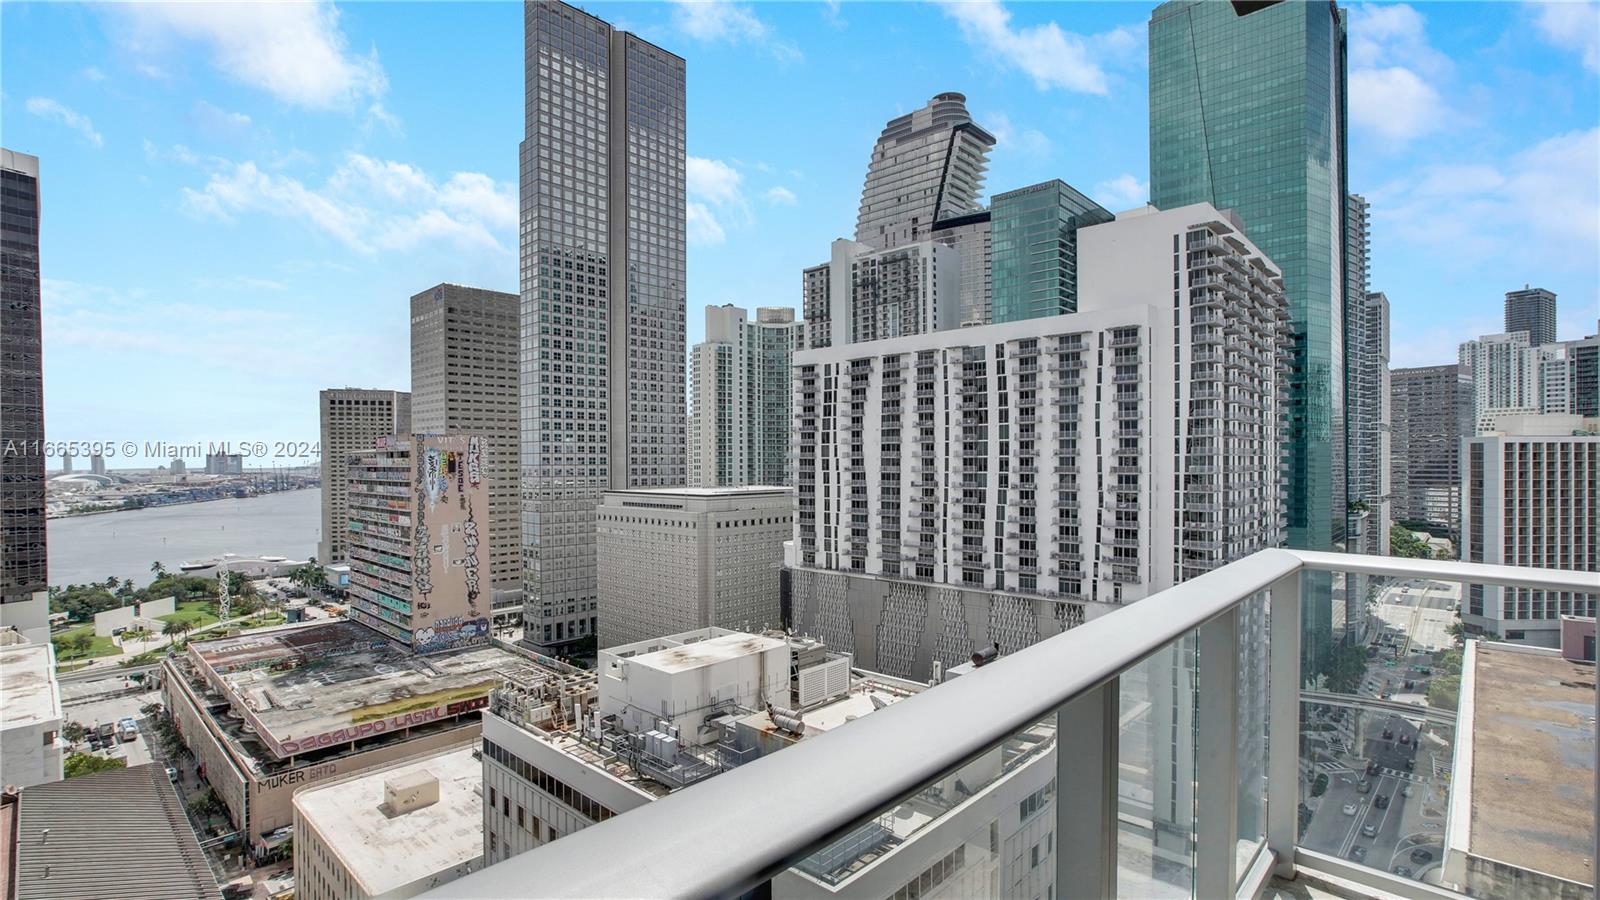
top-left (410, 284), bottom-right (522, 615)
top-left (346, 434), bottom-right (492, 654)
top-left (519, 1), bottom-right (686, 651)
top-left (0, 149), bottom-right (48, 643)
top-left (0, 631), bottom-right (62, 788)
top-left (596, 487), bottom-right (792, 648)
top-left (319, 389), bottom-right (411, 565)
top-left (786, 204), bottom-right (1289, 681)
top-left (809, 238), bottom-right (961, 350)
top-left (688, 305), bottom-right (803, 488)
top-left (1390, 364), bottom-right (1472, 534)
top-left (1503, 285), bottom-right (1557, 347)
top-left (1461, 421), bottom-right (1599, 646)
top-left (855, 93), bottom-right (994, 252)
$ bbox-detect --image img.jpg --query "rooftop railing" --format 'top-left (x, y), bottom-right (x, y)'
top-left (429, 550), bottom-right (1597, 900)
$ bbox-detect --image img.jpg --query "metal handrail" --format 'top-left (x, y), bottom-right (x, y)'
top-left (429, 550), bottom-right (1598, 899)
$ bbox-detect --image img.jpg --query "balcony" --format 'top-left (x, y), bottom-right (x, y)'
top-left (432, 553), bottom-right (1599, 900)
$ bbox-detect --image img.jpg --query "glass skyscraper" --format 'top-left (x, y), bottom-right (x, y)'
top-left (1149, 0), bottom-right (1349, 673)
top-left (0, 149), bottom-right (46, 639)
top-left (990, 180), bottom-right (1112, 323)
top-left (519, 0), bottom-right (686, 650)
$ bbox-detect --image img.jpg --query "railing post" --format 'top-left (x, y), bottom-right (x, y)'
top-left (1196, 606), bottom-right (1241, 900)
top-left (1267, 572), bottom-right (1302, 879)
top-left (1055, 676), bottom-right (1118, 900)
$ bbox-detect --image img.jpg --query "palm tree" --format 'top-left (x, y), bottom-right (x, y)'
top-left (162, 619), bottom-right (186, 647)
top-left (150, 561), bottom-right (166, 579)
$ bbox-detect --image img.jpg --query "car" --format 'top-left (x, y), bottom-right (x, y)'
top-left (1382, 728), bottom-right (1394, 740)
top-left (1403, 758), bottom-right (1416, 772)
top-left (1362, 823), bottom-right (1378, 838)
top-left (1374, 794), bottom-right (1391, 809)
top-left (1365, 760), bottom-right (1380, 775)
top-left (1341, 803), bottom-right (1358, 816)
top-left (1394, 866), bottom-right (1413, 878)
top-left (1402, 784), bottom-right (1415, 798)
top-left (165, 766), bottom-right (178, 783)
top-left (1400, 733), bottom-right (1411, 745)
top-left (1349, 846), bottom-right (1367, 863)
top-left (1410, 848), bottom-right (1434, 863)
top-left (1357, 779), bottom-right (1372, 794)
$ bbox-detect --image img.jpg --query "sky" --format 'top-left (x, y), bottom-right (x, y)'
top-left (2, 0), bottom-right (1597, 467)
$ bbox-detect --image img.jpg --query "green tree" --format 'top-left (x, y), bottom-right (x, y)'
top-left (162, 619), bottom-right (187, 646)
top-left (1389, 524), bottom-right (1435, 560)
top-left (62, 721), bottom-right (88, 743)
top-left (69, 631), bottom-right (93, 655)
top-left (64, 752), bottom-right (127, 779)
top-left (150, 561), bottom-right (167, 579)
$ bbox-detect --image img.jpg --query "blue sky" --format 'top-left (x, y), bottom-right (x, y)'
top-left (3, 0), bottom-right (1596, 467)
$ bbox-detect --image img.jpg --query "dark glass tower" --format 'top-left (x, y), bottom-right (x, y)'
top-left (990, 180), bottom-right (1112, 323)
top-left (0, 149), bottom-right (46, 620)
top-left (1504, 286), bottom-right (1556, 346)
top-left (519, 1), bottom-right (686, 650)
top-left (1149, 0), bottom-right (1349, 673)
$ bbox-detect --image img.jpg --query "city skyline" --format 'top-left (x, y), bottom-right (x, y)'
top-left (2, 1), bottom-right (1596, 464)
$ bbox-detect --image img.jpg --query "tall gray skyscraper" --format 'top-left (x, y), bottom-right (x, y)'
top-left (1504, 286), bottom-right (1556, 346)
top-left (0, 149), bottom-right (48, 642)
top-left (688, 305), bottom-right (803, 488)
top-left (411, 284), bottom-right (522, 616)
top-left (1390, 364), bottom-right (1472, 534)
top-left (520, 0), bottom-right (686, 650)
top-left (318, 389), bottom-right (411, 565)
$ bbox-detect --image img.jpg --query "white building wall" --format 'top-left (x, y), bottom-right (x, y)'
top-left (1461, 431), bottom-right (1599, 646)
top-left (0, 641), bottom-right (62, 789)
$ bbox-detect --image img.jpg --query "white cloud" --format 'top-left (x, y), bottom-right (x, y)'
top-left (24, 98), bottom-right (104, 147)
top-left (179, 153), bottom-right (516, 256)
top-left (763, 186), bottom-right (798, 205)
top-left (1346, 4), bottom-right (1453, 146)
top-left (672, 0), bottom-right (802, 63)
top-left (687, 203), bottom-right (726, 245)
top-left (116, 1), bottom-right (386, 110)
top-left (1528, 1), bottom-right (1600, 73)
top-left (1093, 174), bottom-right (1148, 210)
top-left (1369, 127), bottom-right (1599, 273)
top-left (192, 100), bottom-right (252, 139)
top-left (80, 66), bottom-right (106, 82)
top-left (986, 112), bottom-right (1052, 159)
top-left (1349, 67), bottom-right (1445, 143)
top-left (937, 0), bottom-right (1140, 95)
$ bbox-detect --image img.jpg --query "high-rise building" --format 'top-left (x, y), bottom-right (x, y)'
top-left (1504, 286), bottom-right (1557, 346)
top-left (855, 93), bottom-right (994, 251)
top-left (990, 180), bottom-right (1112, 324)
top-left (596, 486), bottom-right (792, 647)
top-left (1570, 330), bottom-right (1600, 417)
top-left (345, 434), bottom-right (492, 653)
top-left (60, 453), bottom-right (73, 475)
top-left (318, 389), bottom-right (411, 565)
top-left (1390, 364), bottom-right (1472, 534)
top-left (89, 453), bottom-right (106, 476)
top-left (1149, 1), bottom-right (1348, 556)
top-left (411, 284), bottom-right (522, 615)
top-left (808, 238), bottom-right (960, 350)
top-left (1462, 418), bottom-right (1598, 646)
top-left (205, 452), bottom-right (243, 475)
top-left (688, 305), bottom-right (803, 488)
top-left (786, 204), bottom-right (1289, 680)
top-left (1459, 332), bottom-right (1547, 431)
top-left (930, 211), bottom-right (993, 328)
top-left (520, 0), bottom-right (686, 651)
top-left (0, 149), bottom-right (47, 642)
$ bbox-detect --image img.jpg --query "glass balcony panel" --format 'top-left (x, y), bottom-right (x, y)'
top-left (1117, 637), bottom-right (1198, 898)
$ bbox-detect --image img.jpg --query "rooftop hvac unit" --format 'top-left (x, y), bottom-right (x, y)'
top-left (796, 655), bottom-right (851, 707)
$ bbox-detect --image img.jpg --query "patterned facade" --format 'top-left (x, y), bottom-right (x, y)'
top-left (855, 92), bottom-right (994, 251)
top-left (1504, 286), bottom-right (1556, 347)
top-left (318, 389), bottom-right (411, 565)
top-left (0, 150), bottom-right (45, 637)
top-left (787, 205), bottom-right (1290, 681)
top-left (1390, 364), bottom-right (1472, 533)
top-left (520, 0), bottom-right (686, 649)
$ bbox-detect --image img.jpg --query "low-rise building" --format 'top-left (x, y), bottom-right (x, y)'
top-left (596, 486), bottom-right (792, 648)
top-left (0, 629), bottom-right (61, 788)
top-left (9, 763), bottom-right (222, 900)
top-left (160, 620), bottom-right (560, 856)
top-left (1443, 641), bottom-right (1595, 898)
top-left (480, 627), bottom-right (1059, 899)
top-left (294, 742), bottom-right (484, 900)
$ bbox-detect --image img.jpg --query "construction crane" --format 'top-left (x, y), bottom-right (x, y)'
top-left (217, 569), bottom-right (231, 623)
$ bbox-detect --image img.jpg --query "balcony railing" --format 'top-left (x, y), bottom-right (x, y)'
top-left (430, 551), bottom-right (1597, 900)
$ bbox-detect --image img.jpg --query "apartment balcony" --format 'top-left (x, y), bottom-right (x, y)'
top-left (1053, 375), bottom-right (1084, 389)
top-left (1108, 333), bottom-right (1141, 349)
top-left (1049, 358), bottom-right (1086, 373)
top-left (433, 553), bottom-right (1600, 900)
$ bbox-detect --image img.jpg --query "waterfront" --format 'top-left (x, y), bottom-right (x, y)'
top-left (46, 488), bottom-right (320, 587)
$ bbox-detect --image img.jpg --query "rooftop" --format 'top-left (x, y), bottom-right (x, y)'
top-left (293, 744), bottom-right (483, 896)
top-left (13, 764), bottom-right (222, 900)
top-left (604, 485), bottom-right (793, 500)
top-left (624, 631), bottom-right (788, 674)
top-left (0, 640), bottom-right (59, 731)
top-left (184, 621), bottom-right (548, 759)
top-left (1464, 642), bottom-right (1596, 884)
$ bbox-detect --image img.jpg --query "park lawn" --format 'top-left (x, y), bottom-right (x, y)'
top-left (159, 600), bottom-right (220, 630)
top-left (51, 625), bottom-right (120, 662)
